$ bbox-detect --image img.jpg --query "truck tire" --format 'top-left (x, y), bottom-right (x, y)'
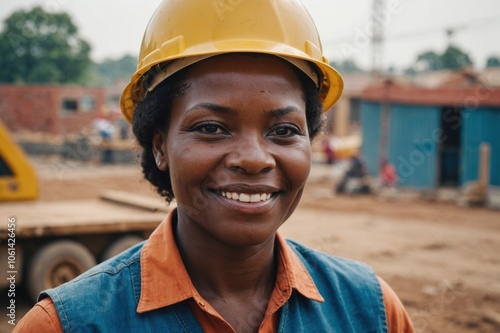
top-left (27, 240), bottom-right (96, 302)
top-left (101, 235), bottom-right (144, 261)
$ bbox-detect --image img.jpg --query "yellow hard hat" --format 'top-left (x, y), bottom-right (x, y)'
top-left (120, 0), bottom-right (344, 123)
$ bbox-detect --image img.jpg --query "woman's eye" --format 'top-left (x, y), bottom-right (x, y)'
top-left (271, 125), bottom-right (299, 137)
top-left (196, 123), bottom-right (225, 135)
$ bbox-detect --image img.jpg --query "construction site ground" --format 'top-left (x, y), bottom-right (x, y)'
top-left (3, 156), bottom-right (500, 332)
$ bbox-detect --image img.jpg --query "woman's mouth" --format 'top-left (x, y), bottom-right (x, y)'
top-left (219, 191), bottom-right (272, 203)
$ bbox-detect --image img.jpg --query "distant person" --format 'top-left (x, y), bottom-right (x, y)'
top-left (379, 159), bottom-right (398, 199)
top-left (92, 117), bottom-right (114, 141)
top-left (321, 137), bottom-right (336, 165)
top-left (16, 0), bottom-right (413, 332)
top-left (92, 117), bottom-right (115, 163)
top-left (346, 154), bottom-right (366, 178)
top-left (336, 154), bottom-right (371, 194)
top-left (118, 118), bottom-right (130, 140)
top-left (380, 159), bottom-right (398, 188)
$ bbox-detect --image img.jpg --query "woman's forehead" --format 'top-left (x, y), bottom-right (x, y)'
top-left (167, 54), bottom-right (307, 122)
top-left (178, 54), bottom-right (302, 90)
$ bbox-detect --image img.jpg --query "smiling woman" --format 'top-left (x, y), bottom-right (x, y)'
top-left (153, 54), bottom-right (313, 249)
top-left (16, 1), bottom-right (414, 332)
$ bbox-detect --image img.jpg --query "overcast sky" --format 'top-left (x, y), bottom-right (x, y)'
top-left (1, 0), bottom-right (500, 71)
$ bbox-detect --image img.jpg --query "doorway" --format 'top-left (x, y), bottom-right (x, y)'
top-left (439, 106), bottom-right (462, 186)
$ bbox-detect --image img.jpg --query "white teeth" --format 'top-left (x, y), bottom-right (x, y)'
top-left (240, 193), bottom-right (250, 202)
top-left (250, 194), bottom-right (260, 202)
top-left (220, 191), bottom-right (272, 203)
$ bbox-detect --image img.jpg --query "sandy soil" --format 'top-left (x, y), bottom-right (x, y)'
top-left (4, 157), bottom-right (500, 332)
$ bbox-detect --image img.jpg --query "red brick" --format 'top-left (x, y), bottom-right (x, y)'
top-left (0, 85), bottom-right (106, 135)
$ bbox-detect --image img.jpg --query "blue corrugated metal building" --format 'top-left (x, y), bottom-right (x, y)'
top-left (360, 83), bottom-right (500, 189)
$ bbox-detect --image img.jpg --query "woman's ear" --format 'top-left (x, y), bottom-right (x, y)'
top-left (152, 130), bottom-right (168, 171)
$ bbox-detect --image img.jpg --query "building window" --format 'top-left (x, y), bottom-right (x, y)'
top-left (80, 96), bottom-right (96, 112)
top-left (61, 98), bottom-right (78, 114)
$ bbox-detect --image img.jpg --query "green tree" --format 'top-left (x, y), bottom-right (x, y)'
top-left (415, 46), bottom-right (473, 72)
top-left (403, 66), bottom-right (418, 77)
top-left (0, 6), bottom-right (91, 84)
top-left (416, 51), bottom-right (443, 71)
top-left (330, 59), bottom-right (364, 74)
top-left (486, 55), bottom-right (500, 68)
top-left (441, 45), bottom-right (472, 70)
top-left (91, 55), bottom-right (137, 86)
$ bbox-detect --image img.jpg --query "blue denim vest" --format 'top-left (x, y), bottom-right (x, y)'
top-left (41, 240), bottom-right (387, 332)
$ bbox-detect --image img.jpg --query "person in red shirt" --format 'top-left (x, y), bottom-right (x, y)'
top-left (381, 159), bottom-right (398, 188)
top-left (378, 159), bottom-right (398, 200)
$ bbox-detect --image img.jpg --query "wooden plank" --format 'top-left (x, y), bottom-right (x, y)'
top-left (99, 190), bottom-right (173, 213)
top-left (0, 197), bottom-right (171, 238)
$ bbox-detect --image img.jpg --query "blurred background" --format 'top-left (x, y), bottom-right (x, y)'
top-left (0, 1), bottom-right (499, 332)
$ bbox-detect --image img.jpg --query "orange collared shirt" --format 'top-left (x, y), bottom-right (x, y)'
top-left (15, 210), bottom-right (414, 332)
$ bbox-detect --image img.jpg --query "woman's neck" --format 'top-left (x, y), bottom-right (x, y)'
top-left (174, 217), bottom-right (278, 299)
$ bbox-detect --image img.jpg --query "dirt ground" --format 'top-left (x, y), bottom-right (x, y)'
top-left (5, 157), bottom-right (500, 332)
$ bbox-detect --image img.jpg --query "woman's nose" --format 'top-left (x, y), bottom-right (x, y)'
top-left (224, 134), bottom-right (276, 174)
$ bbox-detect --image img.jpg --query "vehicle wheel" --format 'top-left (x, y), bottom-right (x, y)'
top-left (27, 240), bottom-right (96, 302)
top-left (101, 235), bottom-right (144, 261)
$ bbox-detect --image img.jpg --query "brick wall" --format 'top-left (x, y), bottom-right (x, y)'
top-left (0, 85), bottom-right (106, 135)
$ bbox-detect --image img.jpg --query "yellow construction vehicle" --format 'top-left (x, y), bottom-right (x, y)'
top-left (0, 120), bottom-right (38, 201)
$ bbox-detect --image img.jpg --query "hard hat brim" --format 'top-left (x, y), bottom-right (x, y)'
top-left (120, 48), bottom-right (343, 124)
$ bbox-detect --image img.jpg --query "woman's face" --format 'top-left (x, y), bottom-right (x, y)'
top-left (153, 54), bottom-right (312, 247)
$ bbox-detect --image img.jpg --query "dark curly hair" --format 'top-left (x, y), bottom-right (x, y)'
top-left (132, 60), bottom-right (324, 203)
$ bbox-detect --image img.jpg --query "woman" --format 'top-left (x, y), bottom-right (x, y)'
top-left (16, 0), bottom-right (414, 332)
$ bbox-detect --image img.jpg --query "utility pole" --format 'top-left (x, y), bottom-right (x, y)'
top-left (372, 0), bottom-right (390, 166)
top-left (371, 0), bottom-right (385, 77)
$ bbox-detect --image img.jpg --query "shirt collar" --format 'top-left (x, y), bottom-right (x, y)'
top-left (137, 208), bottom-right (323, 313)
top-left (275, 232), bottom-right (324, 303)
